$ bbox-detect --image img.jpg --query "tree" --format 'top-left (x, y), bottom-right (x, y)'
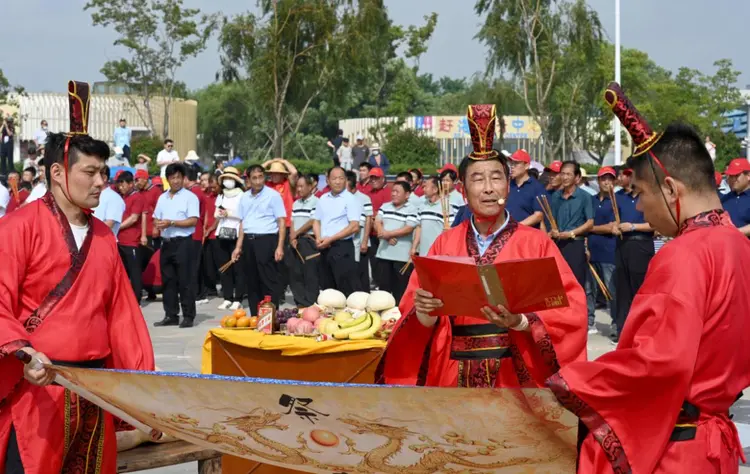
top-left (476, 0), bottom-right (604, 161)
top-left (85, 0), bottom-right (216, 138)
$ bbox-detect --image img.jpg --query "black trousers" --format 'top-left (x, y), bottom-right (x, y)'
top-left (215, 238), bottom-right (244, 302)
top-left (557, 239), bottom-right (587, 289)
top-left (118, 244), bottom-right (142, 303)
top-left (365, 236), bottom-right (381, 290)
top-left (160, 237), bottom-right (196, 321)
top-left (289, 236), bottom-right (321, 307)
top-left (203, 239), bottom-right (220, 297)
top-left (242, 234), bottom-right (282, 313)
top-left (614, 237), bottom-right (655, 335)
top-left (190, 240), bottom-right (208, 300)
top-left (319, 239), bottom-right (357, 296)
top-left (0, 142), bottom-right (13, 176)
top-left (377, 258), bottom-right (413, 304)
top-left (122, 144), bottom-right (131, 160)
top-left (279, 231), bottom-right (291, 296)
top-left (4, 426), bottom-right (23, 474)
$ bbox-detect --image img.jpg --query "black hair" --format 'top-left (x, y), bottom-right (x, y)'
top-left (19, 181), bottom-right (32, 191)
top-left (393, 181), bottom-right (411, 193)
top-left (116, 171), bottom-right (134, 184)
top-left (345, 170), bottom-right (357, 190)
top-left (528, 168), bottom-right (540, 180)
top-left (165, 162), bottom-right (187, 178)
top-left (359, 162), bottom-right (373, 171)
top-left (458, 155), bottom-right (510, 183)
top-left (440, 169), bottom-right (458, 182)
top-left (44, 132), bottom-right (110, 184)
top-left (337, 129), bottom-right (343, 135)
top-left (561, 160), bottom-right (581, 178)
top-left (409, 168), bottom-right (423, 180)
top-left (626, 122), bottom-right (715, 193)
top-left (23, 167), bottom-right (36, 178)
top-left (185, 165), bottom-right (199, 182)
top-left (297, 174), bottom-right (315, 186)
top-left (342, 137), bottom-right (350, 143)
top-left (246, 164), bottom-right (264, 176)
top-left (164, 138), bottom-right (174, 145)
top-left (306, 172), bottom-right (319, 184)
top-left (396, 171), bottom-right (413, 183)
top-left (425, 176), bottom-right (440, 188)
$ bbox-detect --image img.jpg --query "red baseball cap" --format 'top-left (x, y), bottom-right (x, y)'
top-left (510, 149), bottom-right (531, 163)
top-left (135, 169), bottom-right (149, 180)
top-left (114, 170), bottom-right (124, 180)
top-left (714, 171), bottom-right (722, 186)
top-left (597, 166), bottom-right (616, 178)
top-left (725, 159), bottom-right (750, 176)
top-left (368, 168), bottom-right (385, 178)
top-left (438, 163), bottom-right (458, 174)
top-left (544, 161), bottom-right (563, 173)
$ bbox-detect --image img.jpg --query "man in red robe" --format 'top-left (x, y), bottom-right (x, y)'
top-left (546, 83), bottom-right (750, 474)
top-left (0, 81), bottom-right (154, 474)
top-left (377, 104), bottom-right (587, 389)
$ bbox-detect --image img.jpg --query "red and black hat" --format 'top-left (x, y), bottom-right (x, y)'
top-left (467, 104), bottom-right (499, 161)
top-left (67, 81), bottom-right (90, 135)
top-left (604, 82), bottom-right (660, 157)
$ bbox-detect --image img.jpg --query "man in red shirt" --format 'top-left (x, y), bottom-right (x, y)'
top-left (363, 167), bottom-right (391, 288)
top-left (357, 162), bottom-right (373, 193)
top-left (116, 171), bottom-right (147, 303)
top-left (202, 174), bottom-right (220, 298)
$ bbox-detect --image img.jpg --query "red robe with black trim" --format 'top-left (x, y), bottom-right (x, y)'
top-left (378, 218), bottom-right (587, 388)
top-left (547, 209), bottom-right (750, 474)
top-left (0, 193), bottom-right (155, 474)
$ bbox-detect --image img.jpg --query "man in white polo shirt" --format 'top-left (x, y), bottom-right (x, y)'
top-left (93, 165), bottom-right (126, 236)
top-left (312, 166), bottom-right (361, 296)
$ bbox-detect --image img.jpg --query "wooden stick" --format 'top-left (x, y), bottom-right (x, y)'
top-left (219, 260), bottom-right (234, 274)
top-left (399, 259), bottom-right (412, 275)
top-left (537, 196), bottom-right (558, 232)
top-left (305, 252), bottom-right (321, 261)
top-left (543, 196), bottom-right (559, 231)
top-left (293, 245), bottom-right (305, 263)
top-left (588, 263), bottom-right (612, 300)
top-left (608, 187), bottom-right (623, 240)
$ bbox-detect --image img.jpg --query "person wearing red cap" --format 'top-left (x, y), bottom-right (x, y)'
top-left (720, 158), bottom-right (750, 236)
top-left (378, 104), bottom-right (586, 393)
top-left (115, 170), bottom-right (148, 304)
top-left (363, 166), bottom-right (391, 287)
top-left (543, 160), bottom-right (563, 192)
top-left (585, 167), bottom-right (619, 336)
top-left (547, 83), bottom-right (750, 474)
top-left (507, 149), bottom-right (547, 227)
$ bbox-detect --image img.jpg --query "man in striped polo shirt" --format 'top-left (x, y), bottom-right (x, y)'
top-left (374, 181), bottom-right (418, 302)
top-left (411, 176), bottom-right (455, 257)
top-left (346, 171), bottom-right (374, 292)
top-left (289, 175), bottom-right (320, 306)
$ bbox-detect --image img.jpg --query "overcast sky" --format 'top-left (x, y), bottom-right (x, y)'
top-left (3, 0), bottom-right (749, 93)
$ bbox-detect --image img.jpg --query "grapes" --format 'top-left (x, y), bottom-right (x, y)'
top-left (276, 307), bottom-right (299, 325)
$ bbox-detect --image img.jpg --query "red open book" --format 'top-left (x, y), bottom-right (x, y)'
top-left (412, 255), bottom-right (569, 318)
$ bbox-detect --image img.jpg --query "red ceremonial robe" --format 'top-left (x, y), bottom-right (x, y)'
top-left (0, 193), bottom-right (155, 474)
top-left (547, 209), bottom-right (750, 474)
top-left (377, 218), bottom-right (587, 388)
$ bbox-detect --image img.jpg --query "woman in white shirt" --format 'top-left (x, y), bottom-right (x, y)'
top-left (214, 167), bottom-right (245, 310)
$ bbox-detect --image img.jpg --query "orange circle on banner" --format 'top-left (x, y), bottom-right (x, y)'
top-left (310, 430), bottom-right (339, 447)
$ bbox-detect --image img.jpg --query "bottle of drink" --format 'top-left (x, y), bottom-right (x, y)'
top-left (257, 296), bottom-right (276, 335)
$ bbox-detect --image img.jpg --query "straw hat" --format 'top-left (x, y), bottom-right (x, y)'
top-left (219, 166), bottom-right (244, 186)
top-left (137, 153), bottom-right (151, 163)
top-left (267, 161), bottom-right (290, 174)
top-left (184, 150), bottom-right (200, 162)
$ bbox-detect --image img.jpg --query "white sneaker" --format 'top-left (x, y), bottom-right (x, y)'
top-left (229, 302), bottom-right (241, 311)
top-left (218, 301), bottom-right (232, 310)
top-left (197, 299), bottom-right (210, 305)
top-left (587, 326), bottom-right (598, 335)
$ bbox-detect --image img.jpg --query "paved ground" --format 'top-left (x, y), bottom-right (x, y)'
top-left (136, 295), bottom-right (750, 473)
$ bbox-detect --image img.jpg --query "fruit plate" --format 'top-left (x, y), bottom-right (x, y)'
top-left (220, 327), bottom-right (256, 330)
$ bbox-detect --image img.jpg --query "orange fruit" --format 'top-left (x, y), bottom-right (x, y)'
top-left (236, 316), bottom-right (251, 328)
top-left (221, 316), bottom-right (232, 327)
top-left (225, 317), bottom-right (238, 328)
top-left (248, 316), bottom-right (258, 328)
top-left (233, 308), bottom-right (247, 318)
top-left (310, 429), bottom-right (339, 447)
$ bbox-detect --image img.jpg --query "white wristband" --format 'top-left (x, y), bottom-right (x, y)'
top-left (510, 314), bottom-right (529, 332)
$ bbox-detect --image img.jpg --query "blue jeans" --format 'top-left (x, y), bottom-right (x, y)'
top-left (586, 262), bottom-right (616, 327)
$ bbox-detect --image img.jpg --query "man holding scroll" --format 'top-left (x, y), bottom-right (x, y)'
top-left (377, 104), bottom-right (587, 389)
top-left (547, 83), bottom-right (750, 473)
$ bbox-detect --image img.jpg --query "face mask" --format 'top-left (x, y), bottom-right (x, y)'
top-left (42, 126), bottom-right (47, 131)
top-left (374, 151), bottom-right (380, 156)
top-left (223, 179), bottom-right (236, 189)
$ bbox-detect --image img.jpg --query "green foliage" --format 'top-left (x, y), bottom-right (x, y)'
top-left (85, 0), bottom-right (216, 138)
top-left (130, 136), bottom-right (165, 175)
top-left (233, 159), bottom-right (331, 177)
top-left (382, 129), bottom-right (440, 168)
top-left (713, 131), bottom-right (743, 172)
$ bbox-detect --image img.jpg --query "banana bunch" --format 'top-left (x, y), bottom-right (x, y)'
top-left (323, 311), bottom-right (382, 340)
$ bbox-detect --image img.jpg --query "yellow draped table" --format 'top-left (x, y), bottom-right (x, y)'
top-left (202, 328), bottom-right (386, 474)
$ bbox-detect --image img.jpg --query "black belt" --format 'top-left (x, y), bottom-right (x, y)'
top-left (449, 322), bottom-right (511, 361)
top-left (621, 233), bottom-right (653, 242)
top-left (162, 236), bottom-right (190, 243)
top-left (670, 393), bottom-right (743, 442)
top-left (244, 233), bottom-right (277, 240)
top-left (51, 358), bottom-right (107, 369)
